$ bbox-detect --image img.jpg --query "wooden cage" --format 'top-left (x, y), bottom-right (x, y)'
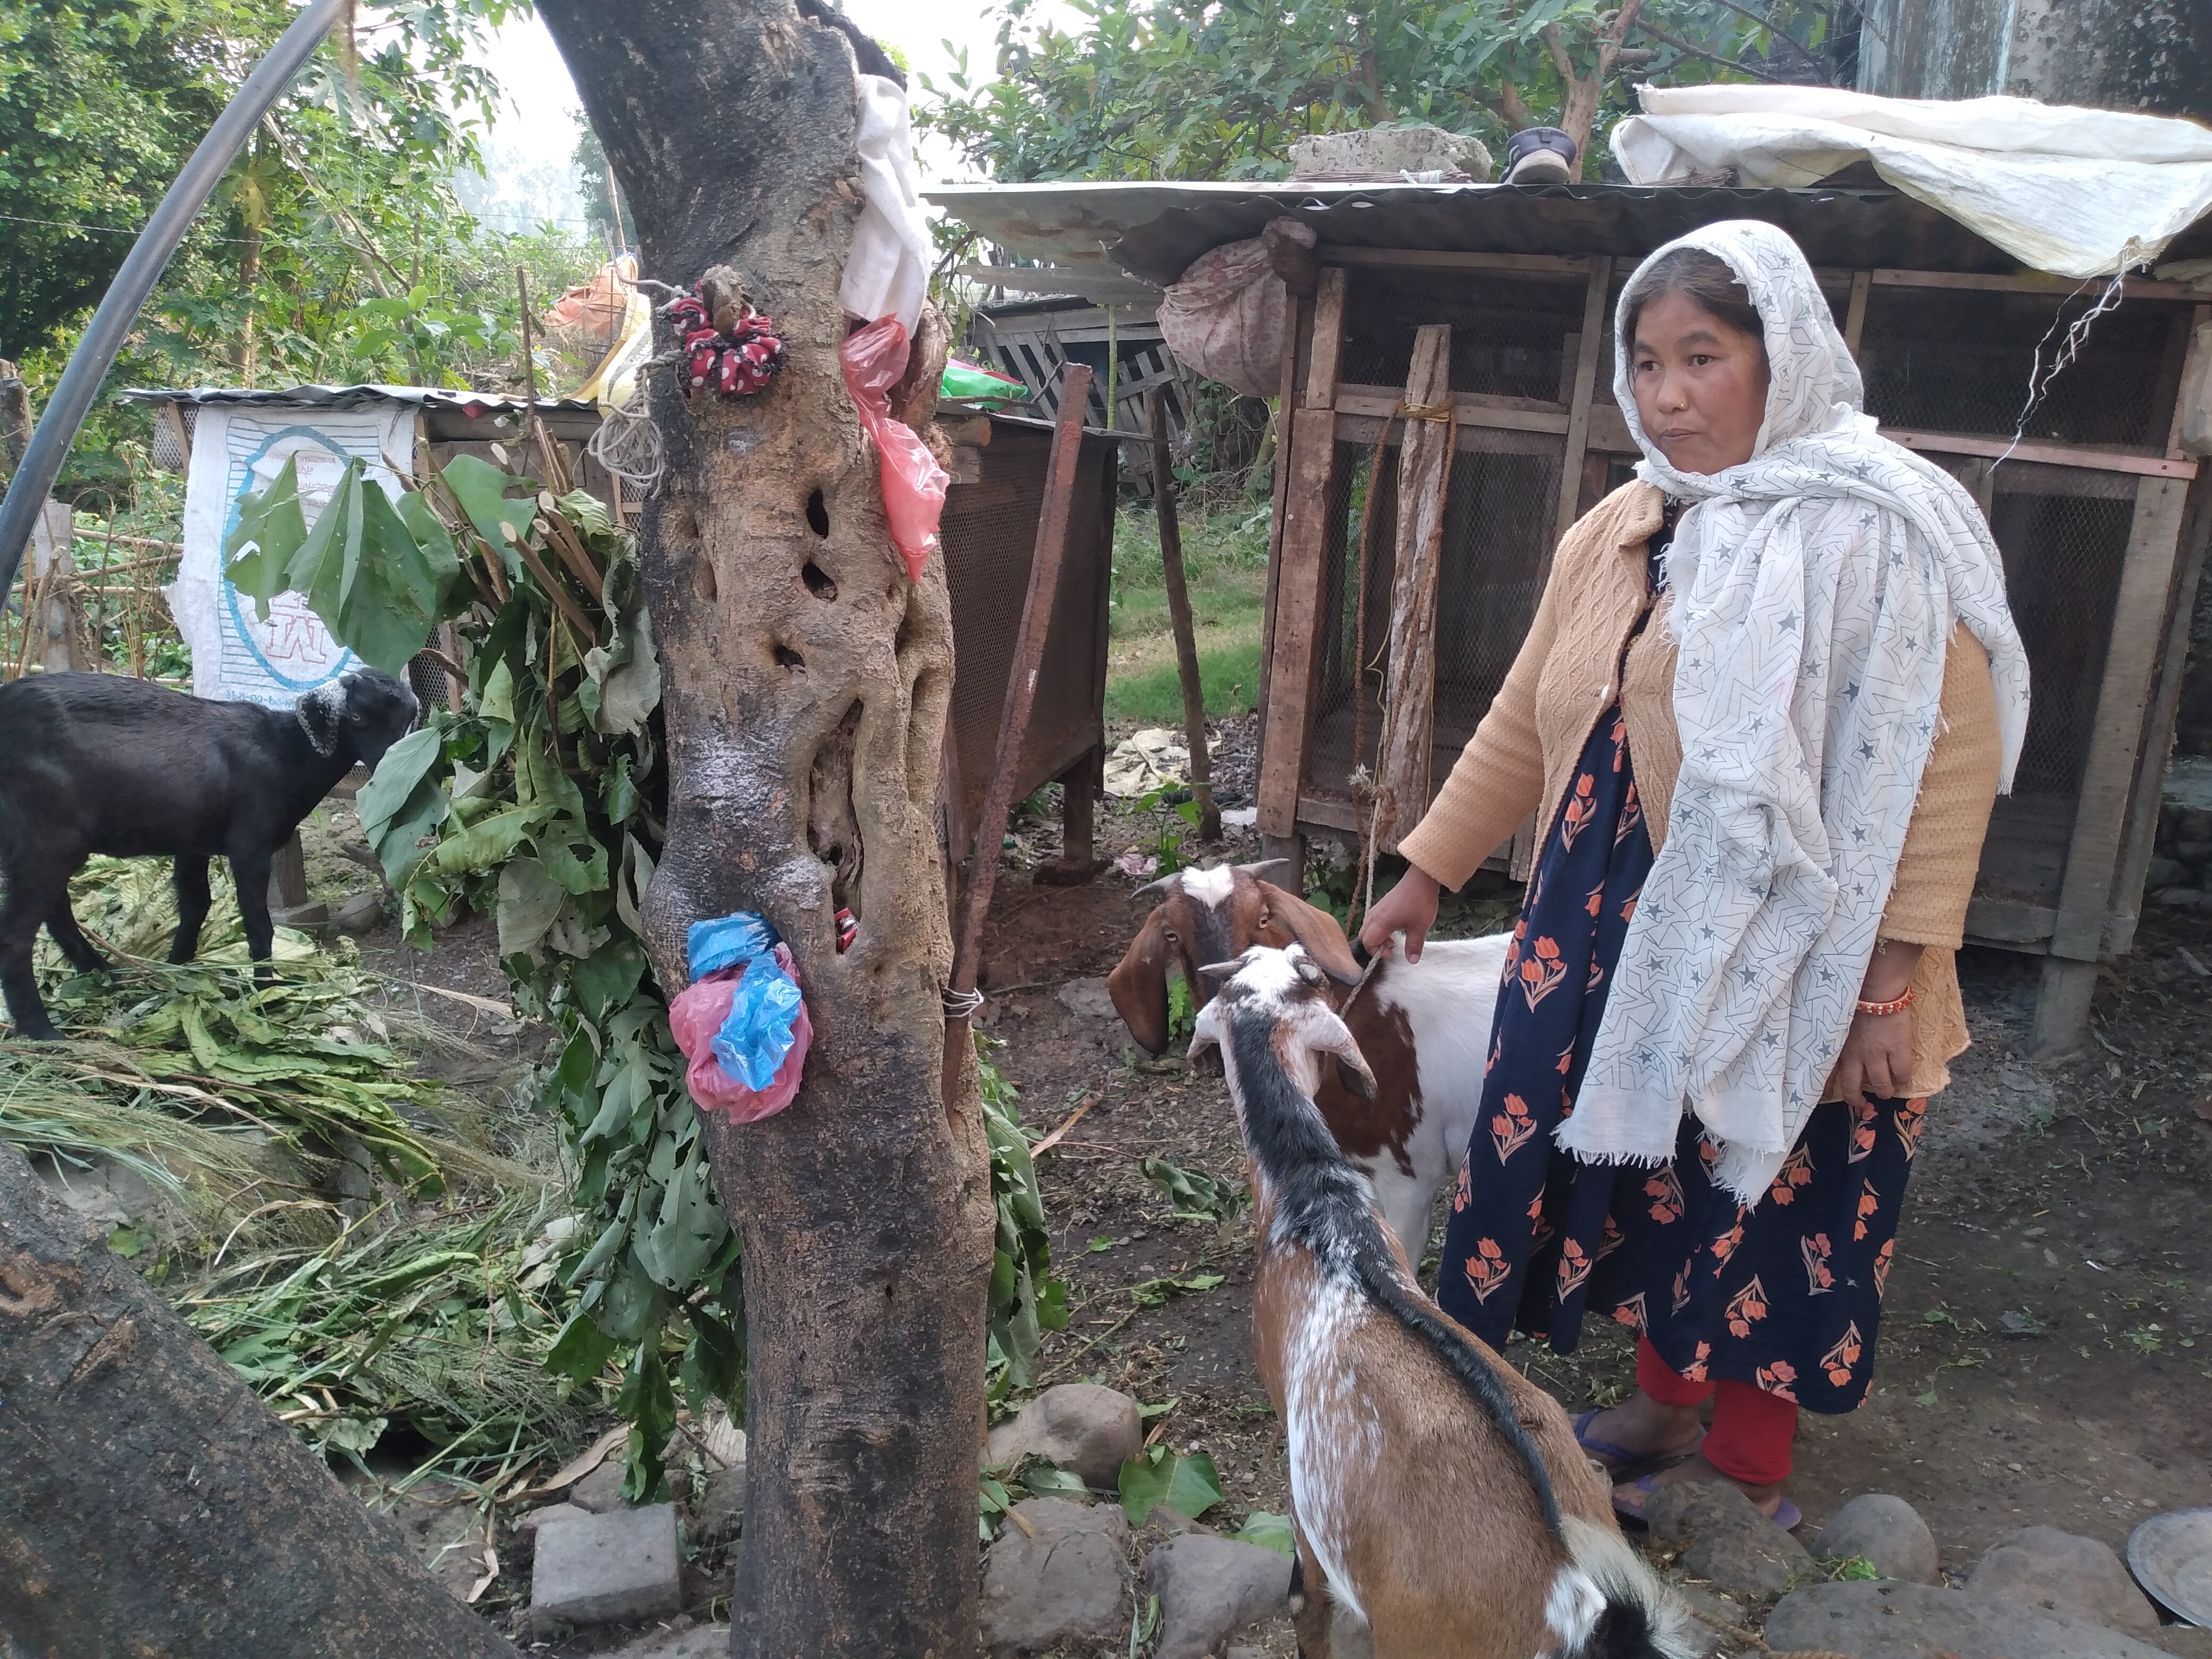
top-left (1251, 216), bottom-right (2212, 1052)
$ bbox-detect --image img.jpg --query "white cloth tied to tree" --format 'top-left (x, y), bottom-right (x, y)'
top-left (1157, 219), bottom-right (1316, 398)
top-left (1611, 85), bottom-right (2212, 280)
top-left (839, 75), bottom-right (933, 332)
top-left (1559, 220), bottom-right (2031, 1204)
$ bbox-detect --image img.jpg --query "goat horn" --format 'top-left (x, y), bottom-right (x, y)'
top-left (1196, 958), bottom-right (1243, 981)
top-left (1235, 858), bottom-right (1291, 883)
top-left (1128, 873), bottom-right (1181, 905)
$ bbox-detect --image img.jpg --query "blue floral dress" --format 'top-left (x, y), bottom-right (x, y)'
top-left (1432, 539), bottom-right (1922, 1414)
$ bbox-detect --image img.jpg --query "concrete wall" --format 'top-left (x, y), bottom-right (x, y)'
top-left (1859, 0), bottom-right (2212, 121)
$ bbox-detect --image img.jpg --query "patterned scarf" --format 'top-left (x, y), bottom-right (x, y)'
top-left (1559, 220), bottom-right (2030, 1204)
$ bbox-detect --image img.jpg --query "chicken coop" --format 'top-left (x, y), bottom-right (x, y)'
top-left (929, 178), bottom-right (2212, 1051)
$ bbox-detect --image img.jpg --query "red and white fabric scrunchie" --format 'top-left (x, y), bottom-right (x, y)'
top-left (668, 291), bottom-right (786, 398)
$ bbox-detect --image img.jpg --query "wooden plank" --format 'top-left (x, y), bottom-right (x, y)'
top-left (1554, 257), bottom-right (1614, 552)
top-left (1964, 896), bottom-right (2057, 948)
top-left (1258, 293), bottom-right (1309, 728)
top-left (1319, 248), bottom-right (1592, 279)
top-left (2048, 475), bottom-right (2194, 962)
top-left (1336, 386), bottom-right (1570, 428)
top-left (1303, 267), bottom-right (1348, 411)
top-left (1256, 413), bottom-right (1343, 839)
top-left (1588, 406), bottom-right (1635, 455)
top-left (1335, 414), bottom-right (1562, 459)
top-left (2167, 305), bottom-right (2211, 458)
top-left (1844, 271), bottom-right (1872, 361)
top-left (1887, 428), bottom-right (2198, 480)
top-left (1872, 267), bottom-right (2203, 304)
top-left (1372, 325), bottom-right (1454, 853)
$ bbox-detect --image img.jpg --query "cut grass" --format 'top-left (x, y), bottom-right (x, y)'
top-left (1107, 501), bottom-right (1269, 724)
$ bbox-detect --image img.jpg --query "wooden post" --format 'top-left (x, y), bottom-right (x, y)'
top-left (1150, 387), bottom-right (1218, 840)
top-left (1552, 257), bottom-right (1613, 556)
top-left (28, 501), bottom-right (87, 674)
top-left (1372, 325), bottom-right (1453, 854)
top-left (1844, 270), bottom-right (1873, 362)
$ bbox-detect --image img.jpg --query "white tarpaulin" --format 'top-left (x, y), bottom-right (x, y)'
top-left (839, 74), bottom-right (932, 333)
top-left (169, 401), bottom-right (415, 707)
top-left (1611, 85), bottom-right (2212, 280)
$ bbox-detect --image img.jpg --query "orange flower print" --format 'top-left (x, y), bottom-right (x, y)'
top-left (1561, 772), bottom-right (1599, 848)
top-left (1556, 1238), bottom-right (1594, 1297)
top-left (1801, 1231), bottom-right (1836, 1295)
top-left (1820, 1322), bottom-right (1864, 1388)
top-left (1895, 1097), bottom-right (1928, 1159)
top-left (1610, 714), bottom-right (1628, 771)
top-left (1612, 1293), bottom-right (1648, 1333)
top-left (1452, 1159), bottom-right (1472, 1213)
top-left (1756, 1359), bottom-right (1801, 1402)
top-left (1584, 881), bottom-right (1605, 919)
top-left (1769, 1146), bottom-right (1814, 1205)
top-left (1645, 1166), bottom-right (1685, 1225)
top-left (1615, 780), bottom-right (1643, 843)
top-left (1724, 1275), bottom-right (1770, 1338)
top-left (1849, 1099), bottom-right (1879, 1164)
top-left (1671, 1260), bottom-right (1694, 1314)
top-left (1518, 936), bottom-right (1568, 1009)
top-left (1503, 920), bottom-right (1526, 978)
top-left (1465, 1239), bottom-right (1513, 1303)
top-left (1490, 1092), bottom-right (1538, 1162)
top-left (1873, 1238), bottom-right (1895, 1300)
top-left (1854, 1178), bottom-right (1881, 1242)
top-left (1485, 1032), bottom-right (1502, 1079)
top-left (1586, 956), bottom-right (1606, 992)
top-left (1597, 1215), bottom-right (1625, 1261)
top-left (1555, 1041), bottom-right (1576, 1077)
top-left (1711, 1218), bottom-right (1747, 1269)
top-left (1697, 1137), bottom-right (1721, 1176)
top-left (1619, 893), bottom-right (1639, 925)
top-left (1681, 1340), bottom-right (1712, 1383)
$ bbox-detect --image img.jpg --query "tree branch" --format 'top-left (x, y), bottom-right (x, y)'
top-left (1699, 0), bottom-right (1830, 76)
top-left (1629, 18), bottom-right (1791, 82)
top-left (1540, 20), bottom-right (1577, 85)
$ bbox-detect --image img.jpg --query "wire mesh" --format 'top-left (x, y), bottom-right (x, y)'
top-left (1339, 270), bottom-right (1589, 399)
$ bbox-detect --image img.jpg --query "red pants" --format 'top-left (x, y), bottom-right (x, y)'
top-left (1637, 1336), bottom-right (1797, 1485)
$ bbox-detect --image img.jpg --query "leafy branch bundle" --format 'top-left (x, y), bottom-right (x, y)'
top-left (225, 437), bottom-right (1063, 1498)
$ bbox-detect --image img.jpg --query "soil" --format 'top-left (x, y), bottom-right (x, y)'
top-left (303, 714), bottom-right (2212, 1652)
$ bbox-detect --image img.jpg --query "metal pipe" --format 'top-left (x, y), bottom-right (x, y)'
top-left (0, 0), bottom-right (347, 598)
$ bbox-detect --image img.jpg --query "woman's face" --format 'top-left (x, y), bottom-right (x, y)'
top-left (1629, 289), bottom-right (1771, 475)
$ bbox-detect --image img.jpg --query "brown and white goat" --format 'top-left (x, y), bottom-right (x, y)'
top-left (1191, 944), bottom-right (1695, 1659)
top-left (1111, 860), bottom-right (1510, 1260)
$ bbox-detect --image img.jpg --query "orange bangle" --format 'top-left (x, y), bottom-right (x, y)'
top-left (1856, 988), bottom-right (1914, 1017)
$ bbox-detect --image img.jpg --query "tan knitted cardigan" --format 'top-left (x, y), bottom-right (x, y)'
top-left (1397, 482), bottom-right (2001, 1101)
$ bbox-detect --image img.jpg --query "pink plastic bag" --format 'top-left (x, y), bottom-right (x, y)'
top-left (841, 317), bottom-right (949, 583)
top-left (669, 944), bottom-right (813, 1122)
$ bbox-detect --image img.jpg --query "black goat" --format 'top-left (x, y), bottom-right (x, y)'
top-left (0, 668), bottom-right (418, 1041)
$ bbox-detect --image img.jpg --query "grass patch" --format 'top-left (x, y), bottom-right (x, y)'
top-left (1107, 500), bottom-right (1270, 723)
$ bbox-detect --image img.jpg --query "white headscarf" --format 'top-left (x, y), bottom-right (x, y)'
top-left (1557, 220), bottom-right (2030, 1204)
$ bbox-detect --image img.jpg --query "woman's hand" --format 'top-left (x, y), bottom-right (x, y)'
top-left (1833, 939), bottom-right (1924, 1108)
top-left (1359, 866), bottom-right (1444, 963)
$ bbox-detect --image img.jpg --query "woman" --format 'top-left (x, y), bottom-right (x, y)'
top-left (1358, 220), bottom-right (2028, 1527)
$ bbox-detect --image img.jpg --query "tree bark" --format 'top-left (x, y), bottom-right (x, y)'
top-left (533, 6), bottom-right (994, 1656)
top-left (0, 1142), bottom-right (519, 1658)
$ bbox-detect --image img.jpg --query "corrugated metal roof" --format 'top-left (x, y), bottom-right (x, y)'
top-left (118, 383), bottom-right (599, 415)
top-left (925, 178), bottom-right (2212, 288)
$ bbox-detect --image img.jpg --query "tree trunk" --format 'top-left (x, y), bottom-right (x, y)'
top-left (533, 6), bottom-right (995, 1656)
top-left (0, 1142), bottom-right (520, 1658)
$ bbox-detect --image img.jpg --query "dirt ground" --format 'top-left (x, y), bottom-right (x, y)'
top-left (301, 714), bottom-right (2212, 1651)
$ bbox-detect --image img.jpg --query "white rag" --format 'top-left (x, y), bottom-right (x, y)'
top-left (1559, 220), bottom-right (2031, 1204)
top-left (839, 74), bottom-right (933, 333)
top-left (1612, 84), bottom-right (2212, 280)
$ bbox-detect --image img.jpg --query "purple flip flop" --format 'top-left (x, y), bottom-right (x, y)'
top-left (1573, 1409), bottom-right (1704, 1474)
top-left (1611, 1471), bottom-right (1802, 1532)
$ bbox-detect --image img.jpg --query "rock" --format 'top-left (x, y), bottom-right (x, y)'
top-left (569, 1461), bottom-right (627, 1514)
top-left (1966, 1525), bottom-right (2162, 1635)
top-left (333, 890), bottom-right (385, 934)
top-left (689, 1461), bottom-right (746, 1548)
top-left (1289, 124), bottom-right (1494, 182)
top-left (1146, 1535), bottom-right (1293, 1659)
top-left (2176, 806), bottom-right (2212, 844)
top-left (516, 1502), bottom-right (590, 1534)
top-left (2148, 856), bottom-right (2191, 891)
top-left (2150, 1628), bottom-right (2212, 1659)
top-left (1644, 1480), bottom-right (1813, 1598)
top-left (1814, 1493), bottom-right (1941, 1585)
top-left (271, 900), bottom-right (330, 931)
top-left (987, 1383), bottom-right (1144, 1488)
top-left (1765, 1580), bottom-right (2172, 1659)
top-left (388, 1478), bottom-right (489, 1601)
top-left (981, 1497), bottom-right (1132, 1657)
top-left (1057, 977), bottom-right (1119, 1022)
top-left (608, 1623), bottom-right (730, 1658)
top-left (1225, 1648), bottom-right (1264, 1659)
top-left (1669, 1582), bottom-right (1754, 1656)
top-left (2174, 839), bottom-right (2212, 866)
top-left (2159, 887), bottom-right (2212, 911)
top-left (530, 1503), bottom-right (683, 1635)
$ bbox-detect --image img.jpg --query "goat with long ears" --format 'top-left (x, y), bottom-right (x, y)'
top-left (1192, 944), bottom-right (1696, 1659)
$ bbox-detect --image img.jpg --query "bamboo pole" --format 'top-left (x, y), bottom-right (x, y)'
top-left (1149, 388), bottom-right (1218, 840)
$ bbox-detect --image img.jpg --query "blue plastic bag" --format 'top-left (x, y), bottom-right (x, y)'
top-left (689, 912), bottom-right (780, 979)
top-left (685, 912), bottom-right (805, 1092)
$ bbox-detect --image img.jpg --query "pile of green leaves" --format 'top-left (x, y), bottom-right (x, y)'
top-left (979, 1043), bottom-right (1069, 1398)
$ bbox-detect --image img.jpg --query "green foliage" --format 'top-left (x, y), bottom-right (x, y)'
top-left (1232, 1509), bottom-right (1296, 1555)
top-left (979, 1043), bottom-right (1071, 1398)
top-left (1117, 1444), bottom-right (1224, 1524)
top-left (1139, 1154), bottom-right (1243, 1222)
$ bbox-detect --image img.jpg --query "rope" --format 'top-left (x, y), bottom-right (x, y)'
top-left (941, 986), bottom-right (986, 1019)
top-left (586, 389), bottom-right (666, 498)
top-left (1347, 396), bottom-right (1458, 932)
top-left (1994, 237), bottom-right (2146, 472)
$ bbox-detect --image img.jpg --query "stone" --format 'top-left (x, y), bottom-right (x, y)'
top-left (1670, 1582), bottom-right (1754, 1656)
top-left (530, 1503), bottom-right (683, 1635)
top-left (986, 1383), bottom-right (1145, 1488)
top-left (271, 900), bottom-right (331, 931)
top-left (981, 1497), bottom-right (1132, 1657)
top-left (608, 1623), bottom-right (730, 1658)
top-left (1966, 1525), bottom-right (2162, 1635)
top-left (569, 1460), bottom-right (627, 1514)
top-left (2148, 856), bottom-right (2191, 890)
top-left (516, 1502), bottom-right (590, 1534)
top-left (2150, 1628), bottom-right (2212, 1659)
top-left (2174, 839), bottom-right (2212, 866)
top-left (1644, 1480), bottom-right (1813, 1598)
top-left (1764, 1580), bottom-right (2172, 1659)
top-left (1146, 1535), bottom-right (1293, 1659)
top-left (388, 1477), bottom-right (489, 1601)
top-left (2159, 887), bottom-right (2212, 911)
top-left (333, 890), bottom-right (385, 934)
top-left (1289, 124), bottom-right (1494, 182)
top-left (1814, 1492), bottom-right (1941, 1585)
top-left (1057, 976), bottom-right (1119, 1022)
top-left (688, 1461), bottom-right (746, 1548)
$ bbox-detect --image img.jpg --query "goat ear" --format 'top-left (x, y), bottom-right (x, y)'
top-left (1310, 1012), bottom-right (1378, 1101)
top-left (1107, 911), bottom-right (1175, 1056)
top-left (1335, 1053), bottom-right (1378, 1103)
top-left (1254, 882), bottom-right (1361, 986)
top-left (297, 684), bottom-right (344, 757)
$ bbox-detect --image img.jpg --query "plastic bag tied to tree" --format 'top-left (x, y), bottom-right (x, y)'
top-left (669, 912), bottom-right (812, 1121)
top-left (841, 316), bottom-right (948, 584)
